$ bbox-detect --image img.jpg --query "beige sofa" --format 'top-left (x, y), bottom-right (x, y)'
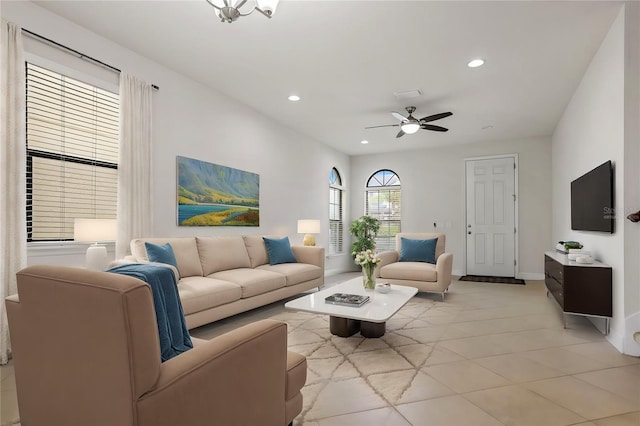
top-left (124, 235), bottom-right (324, 329)
top-left (375, 232), bottom-right (453, 300)
top-left (6, 265), bottom-right (306, 426)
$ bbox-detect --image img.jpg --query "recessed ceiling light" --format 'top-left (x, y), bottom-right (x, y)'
top-left (288, 95), bottom-right (300, 101)
top-left (482, 125), bottom-right (494, 130)
top-left (361, 140), bottom-right (369, 144)
top-left (468, 59), bottom-right (485, 68)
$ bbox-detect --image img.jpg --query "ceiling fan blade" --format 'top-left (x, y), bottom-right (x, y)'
top-left (364, 124), bottom-right (400, 129)
top-left (391, 111), bottom-right (408, 122)
top-left (419, 112), bottom-right (453, 123)
top-left (421, 124), bottom-right (449, 132)
top-left (396, 129), bottom-right (405, 138)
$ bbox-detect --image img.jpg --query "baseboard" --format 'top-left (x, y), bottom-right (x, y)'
top-left (517, 272), bottom-right (544, 280)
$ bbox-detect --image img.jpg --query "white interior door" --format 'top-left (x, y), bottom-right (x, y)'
top-left (466, 157), bottom-right (516, 277)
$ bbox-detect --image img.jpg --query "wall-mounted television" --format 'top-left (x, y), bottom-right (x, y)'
top-left (570, 160), bottom-right (614, 233)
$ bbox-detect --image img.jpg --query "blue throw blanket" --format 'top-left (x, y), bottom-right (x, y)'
top-left (108, 264), bottom-right (193, 362)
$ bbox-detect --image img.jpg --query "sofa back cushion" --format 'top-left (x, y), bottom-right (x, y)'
top-left (243, 235), bottom-right (270, 268)
top-left (196, 236), bottom-right (251, 275)
top-left (131, 238), bottom-right (204, 278)
top-left (395, 233), bottom-right (446, 260)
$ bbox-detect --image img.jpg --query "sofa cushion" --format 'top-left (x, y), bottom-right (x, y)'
top-left (243, 235), bottom-right (270, 268)
top-left (131, 238), bottom-right (204, 278)
top-left (258, 263), bottom-right (322, 286)
top-left (144, 242), bottom-right (179, 272)
top-left (177, 276), bottom-right (242, 315)
top-left (263, 237), bottom-right (297, 265)
top-left (196, 236), bottom-right (251, 275)
top-left (379, 261), bottom-right (437, 282)
top-left (209, 268), bottom-right (286, 298)
top-left (399, 237), bottom-right (437, 264)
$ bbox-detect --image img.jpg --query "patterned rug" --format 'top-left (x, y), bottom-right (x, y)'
top-left (459, 275), bottom-right (525, 285)
top-left (266, 295), bottom-right (455, 424)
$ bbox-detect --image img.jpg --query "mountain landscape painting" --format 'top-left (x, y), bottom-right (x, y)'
top-left (177, 156), bottom-right (259, 226)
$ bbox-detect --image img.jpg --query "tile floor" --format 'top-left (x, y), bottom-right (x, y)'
top-left (1, 274), bottom-right (638, 426)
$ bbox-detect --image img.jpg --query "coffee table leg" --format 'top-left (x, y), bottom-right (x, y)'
top-left (330, 316), bottom-right (360, 337)
top-left (360, 321), bottom-right (386, 338)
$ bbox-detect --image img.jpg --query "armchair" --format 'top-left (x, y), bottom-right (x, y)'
top-left (375, 232), bottom-right (453, 300)
top-left (5, 265), bottom-right (306, 426)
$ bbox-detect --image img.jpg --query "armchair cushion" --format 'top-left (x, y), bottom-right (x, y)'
top-left (399, 237), bottom-right (437, 264)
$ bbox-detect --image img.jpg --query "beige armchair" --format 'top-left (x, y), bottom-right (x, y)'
top-left (375, 233), bottom-right (453, 300)
top-left (5, 265), bottom-right (306, 426)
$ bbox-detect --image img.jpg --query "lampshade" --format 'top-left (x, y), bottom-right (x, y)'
top-left (297, 219), bottom-right (321, 234)
top-left (401, 122), bottom-right (420, 134)
top-left (74, 219), bottom-right (117, 242)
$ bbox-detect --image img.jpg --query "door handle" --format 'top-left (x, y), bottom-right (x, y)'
top-left (468, 231), bottom-right (472, 235)
top-left (467, 224), bottom-right (471, 228)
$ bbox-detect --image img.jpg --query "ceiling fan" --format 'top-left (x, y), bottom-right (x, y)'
top-left (365, 106), bottom-right (453, 138)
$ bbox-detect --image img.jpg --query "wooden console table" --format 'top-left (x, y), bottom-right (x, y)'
top-left (544, 251), bottom-right (612, 334)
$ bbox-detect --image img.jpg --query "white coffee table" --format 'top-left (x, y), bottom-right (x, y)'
top-left (284, 277), bottom-right (418, 338)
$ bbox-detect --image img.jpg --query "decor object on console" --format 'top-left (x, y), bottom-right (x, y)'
top-left (375, 232), bottom-right (453, 300)
top-left (205, 0), bottom-right (279, 23)
top-left (6, 265), bottom-right (306, 425)
top-left (74, 218), bottom-right (117, 270)
top-left (297, 219), bottom-right (321, 246)
top-left (349, 215), bottom-right (380, 257)
top-left (354, 249), bottom-right (380, 290)
top-left (177, 156), bottom-right (259, 227)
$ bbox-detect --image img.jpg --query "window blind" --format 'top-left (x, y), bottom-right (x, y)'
top-left (365, 188), bottom-right (401, 252)
top-left (329, 186), bottom-right (343, 254)
top-left (26, 63), bottom-right (119, 241)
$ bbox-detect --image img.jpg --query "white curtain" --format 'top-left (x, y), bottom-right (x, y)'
top-left (0, 20), bottom-right (26, 365)
top-left (116, 73), bottom-right (153, 259)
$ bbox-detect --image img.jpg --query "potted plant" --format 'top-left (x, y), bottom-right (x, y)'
top-left (349, 215), bottom-right (381, 257)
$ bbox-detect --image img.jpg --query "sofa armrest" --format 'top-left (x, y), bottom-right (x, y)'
top-left (436, 252), bottom-right (453, 288)
top-left (375, 251), bottom-right (399, 277)
top-left (137, 319), bottom-right (289, 426)
top-left (291, 245), bottom-right (325, 269)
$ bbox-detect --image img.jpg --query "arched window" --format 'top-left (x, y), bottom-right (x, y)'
top-left (365, 169), bottom-right (401, 251)
top-left (329, 167), bottom-right (344, 254)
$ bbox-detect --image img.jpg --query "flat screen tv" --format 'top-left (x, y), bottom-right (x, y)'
top-left (570, 160), bottom-right (614, 233)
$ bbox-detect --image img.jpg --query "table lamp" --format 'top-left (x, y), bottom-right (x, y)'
top-left (74, 218), bottom-right (117, 270)
top-left (297, 219), bottom-right (321, 246)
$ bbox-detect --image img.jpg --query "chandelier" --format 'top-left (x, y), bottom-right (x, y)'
top-left (205, 0), bottom-right (280, 23)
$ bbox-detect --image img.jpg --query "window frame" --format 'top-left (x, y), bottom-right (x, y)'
top-left (365, 169), bottom-right (401, 252)
top-left (25, 62), bottom-right (119, 243)
top-left (329, 167), bottom-right (344, 255)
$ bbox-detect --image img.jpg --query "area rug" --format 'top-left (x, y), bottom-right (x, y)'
top-left (267, 296), bottom-right (460, 424)
top-left (459, 275), bottom-right (525, 285)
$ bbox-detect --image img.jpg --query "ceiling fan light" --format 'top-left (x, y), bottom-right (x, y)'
top-left (401, 122), bottom-right (420, 134)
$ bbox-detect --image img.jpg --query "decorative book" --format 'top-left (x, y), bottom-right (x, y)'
top-left (325, 293), bottom-right (370, 307)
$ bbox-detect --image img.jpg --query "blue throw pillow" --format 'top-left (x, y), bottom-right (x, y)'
top-left (263, 237), bottom-right (297, 265)
top-left (399, 237), bottom-right (438, 264)
top-left (145, 242), bottom-right (179, 271)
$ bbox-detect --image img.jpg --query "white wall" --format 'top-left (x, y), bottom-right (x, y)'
top-left (1, 2), bottom-right (352, 274)
top-left (350, 136), bottom-right (552, 278)
top-left (551, 5), bottom-right (640, 355)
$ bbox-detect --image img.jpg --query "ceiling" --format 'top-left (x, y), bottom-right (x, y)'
top-left (33, 1), bottom-right (622, 155)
